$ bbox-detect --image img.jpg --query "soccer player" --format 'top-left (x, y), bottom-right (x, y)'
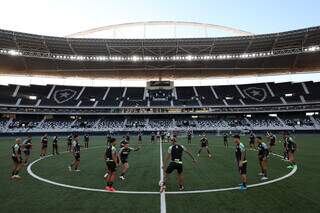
top-left (234, 134), bottom-right (248, 190)
top-left (22, 135), bottom-right (32, 165)
top-left (125, 132), bottom-right (130, 143)
top-left (161, 137), bottom-right (196, 192)
top-left (52, 135), bottom-right (59, 155)
top-left (156, 131), bottom-right (161, 143)
top-left (161, 131), bottom-right (165, 142)
top-left (151, 132), bottom-right (155, 143)
top-left (67, 134), bottom-right (73, 152)
top-left (256, 136), bottom-right (269, 181)
top-left (104, 138), bottom-right (118, 192)
top-left (137, 132), bottom-right (142, 145)
top-left (120, 136), bottom-right (127, 148)
top-left (166, 132), bottom-right (171, 143)
top-left (197, 134), bottom-right (212, 158)
top-left (11, 138), bottom-right (23, 179)
top-left (267, 132), bottom-right (276, 152)
top-left (223, 132), bottom-right (228, 148)
top-left (68, 134), bottom-right (81, 172)
top-left (249, 132), bottom-right (256, 149)
top-left (284, 132), bottom-right (297, 169)
top-left (84, 133), bottom-right (89, 148)
top-left (118, 141), bottom-right (139, 180)
top-left (187, 130), bottom-right (192, 144)
top-left (40, 133), bottom-right (49, 158)
top-left (107, 132), bottom-right (112, 144)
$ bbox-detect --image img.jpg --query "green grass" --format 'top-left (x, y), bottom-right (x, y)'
top-left (1, 134), bottom-right (320, 213)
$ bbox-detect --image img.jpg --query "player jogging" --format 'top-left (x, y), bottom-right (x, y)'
top-left (284, 132), bottom-right (297, 169)
top-left (161, 137), bottom-right (196, 192)
top-left (234, 134), bottom-right (248, 190)
top-left (197, 134), bottom-right (212, 158)
top-left (84, 133), bottom-right (89, 148)
top-left (67, 134), bottom-right (73, 152)
top-left (137, 132), bottom-right (142, 145)
top-left (118, 141), bottom-right (139, 180)
top-left (256, 136), bottom-right (269, 181)
top-left (52, 135), bottom-right (59, 155)
top-left (249, 132), bottom-right (256, 149)
top-left (187, 130), bottom-right (192, 144)
top-left (68, 134), bottom-right (81, 172)
top-left (151, 132), bottom-right (155, 143)
top-left (22, 135), bottom-right (32, 165)
top-left (267, 132), bottom-right (276, 152)
top-left (40, 133), bottom-right (49, 158)
top-left (223, 132), bottom-right (228, 148)
top-left (104, 138), bottom-right (118, 192)
top-left (11, 138), bottom-right (23, 180)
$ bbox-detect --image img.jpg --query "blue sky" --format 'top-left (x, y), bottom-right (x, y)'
top-left (0, 0), bottom-right (319, 36)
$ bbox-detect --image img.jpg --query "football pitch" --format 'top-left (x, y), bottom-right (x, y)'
top-left (1, 134), bottom-right (320, 213)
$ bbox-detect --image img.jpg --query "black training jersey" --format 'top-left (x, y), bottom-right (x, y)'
top-left (249, 134), bottom-right (255, 142)
top-left (12, 144), bottom-right (21, 157)
top-left (119, 147), bottom-right (135, 160)
top-left (53, 136), bottom-right (58, 145)
top-left (151, 133), bottom-right (155, 140)
top-left (23, 138), bottom-right (32, 151)
top-left (84, 135), bottom-right (89, 142)
top-left (286, 137), bottom-right (296, 150)
top-left (188, 132), bottom-right (192, 139)
top-left (257, 143), bottom-right (269, 157)
top-left (269, 135), bottom-right (276, 143)
top-left (200, 137), bottom-right (208, 146)
top-left (168, 144), bottom-right (186, 164)
top-left (105, 145), bottom-right (117, 161)
top-left (223, 134), bottom-right (228, 141)
top-left (67, 135), bottom-right (73, 143)
top-left (72, 141), bottom-right (80, 153)
top-left (41, 136), bottom-right (48, 145)
top-left (235, 143), bottom-right (246, 162)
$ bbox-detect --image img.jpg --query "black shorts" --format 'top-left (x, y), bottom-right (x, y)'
top-left (67, 142), bottom-right (72, 146)
top-left (74, 153), bottom-right (80, 161)
top-left (166, 162), bottom-right (183, 174)
top-left (106, 161), bottom-right (117, 172)
top-left (288, 149), bottom-right (295, 154)
top-left (42, 144), bottom-right (48, 149)
top-left (24, 150), bottom-right (31, 156)
top-left (249, 140), bottom-right (255, 144)
top-left (120, 158), bottom-right (128, 164)
top-left (238, 162), bottom-right (247, 175)
top-left (12, 156), bottom-right (22, 164)
top-left (270, 141), bottom-right (276, 146)
top-left (201, 144), bottom-right (208, 148)
top-left (53, 144), bottom-right (58, 147)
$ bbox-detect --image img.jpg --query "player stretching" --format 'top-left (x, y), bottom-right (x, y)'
top-left (234, 134), bottom-right (248, 190)
top-left (52, 135), bottom-right (59, 155)
top-left (67, 134), bottom-right (73, 152)
top-left (284, 132), bottom-right (297, 169)
top-left (84, 133), bottom-right (89, 148)
top-left (256, 136), bottom-right (269, 181)
top-left (223, 132), bottom-right (228, 148)
top-left (187, 130), bottom-right (192, 144)
top-left (267, 132), bottom-right (276, 152)
top-left (40, 133), bottom-right (48, 158)
top-left (197, 134), bottom-right (212, 158)
top-left (119, 141), bottom-right (139, 180)
top-left (104, 138), bottom-right (118, 192)
top-left (68, 134), bottom-right (81, 172)
top-left (161, 138), bottom-right (196, 192)
top-left (11, 138), bottom-right (23, 179)
top-left (249, 132), bottom-right (256, 149)
top-left (22, 135), bottom-right (32, 165)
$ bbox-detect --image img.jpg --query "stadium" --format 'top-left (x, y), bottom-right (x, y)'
top-left (1, 1), bottom-right (320, 213)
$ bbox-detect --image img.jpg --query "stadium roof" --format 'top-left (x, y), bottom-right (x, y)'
top-left (0, 25), bottom-right (320, 78)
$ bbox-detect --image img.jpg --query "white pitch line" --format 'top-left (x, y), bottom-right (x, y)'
top-left (159, 139), bottom-right (167, 213)
top-left (27, 145), bottom-right (297, 196)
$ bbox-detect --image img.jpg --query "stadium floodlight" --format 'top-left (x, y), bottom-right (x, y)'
top-left (245, 114), bottom-right (252, 118)
top-left (90, 98), bottom-right (96, 102)
top-left (268, 113), bottom-right (277, 117)
top-left (29, 96), bottom-right (37, 100)
top-left (8, 49), bottom-right (21, 56)
top-left (306, 112), bottom-right (315, 116)
top-left (285, 93), bottom-right (293, 97)
top-left (225, 96), bottom-right (233, 100)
